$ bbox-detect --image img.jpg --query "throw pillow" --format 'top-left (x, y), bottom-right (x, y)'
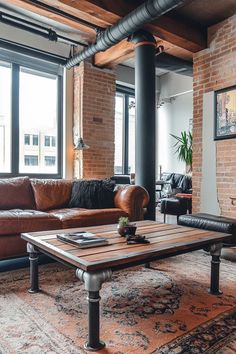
top-left (68, 179), bottom-right (115, 209)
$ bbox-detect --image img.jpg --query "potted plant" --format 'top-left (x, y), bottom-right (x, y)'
top-left (170, 130), bottom-right (192, 174)
top-left (117, 216), bottom-right (136, 237)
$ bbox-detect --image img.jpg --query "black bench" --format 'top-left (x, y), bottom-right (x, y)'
top-left (178, 213), bottom-right (236, 246)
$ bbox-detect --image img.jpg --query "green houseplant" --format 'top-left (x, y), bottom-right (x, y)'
top-left (170, 131), bottom-right (192, 173)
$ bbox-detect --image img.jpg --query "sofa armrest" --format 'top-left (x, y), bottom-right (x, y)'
top-left (114, 185), bottom-right (149, 221)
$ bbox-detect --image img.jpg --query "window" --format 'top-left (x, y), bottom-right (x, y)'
top-left (114, 86), bottom-right (135, 174)
top-left (24, 155), bottom-right (38, 166)
top-left (33, 135), bottom-right (38, 146)
top-left (0, 62), bottom-right (11, 173)
top-left (24, 134), bottom-right (30, 145)
top-left (45, 156), bottom-right (56, 166)
top-left (45, 136), bottom-right (50, 147)
top-left (0, 56), bottom-right (63, 177)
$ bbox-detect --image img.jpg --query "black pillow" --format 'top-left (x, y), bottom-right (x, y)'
top-left (68, 179), bottom-right (115, 209)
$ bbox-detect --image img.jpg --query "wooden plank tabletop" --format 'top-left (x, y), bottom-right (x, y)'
top-left (21, 221), bottom-right (232, 272)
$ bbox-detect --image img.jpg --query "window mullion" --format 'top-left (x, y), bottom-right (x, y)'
top-left (11, 63), bottom-right (19, 175)
top-left (124, 94), bottom-right (129, 174)
top-left (57, 75), bottom-right (63, 177)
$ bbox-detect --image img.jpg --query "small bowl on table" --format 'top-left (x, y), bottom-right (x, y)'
top-left (117, 224), bottom-right (137, 237)
top-left (124, 225), bottom-right (137, 237)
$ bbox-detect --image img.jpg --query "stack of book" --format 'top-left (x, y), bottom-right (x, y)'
top-left (57, 232), bottom-right (108, 248)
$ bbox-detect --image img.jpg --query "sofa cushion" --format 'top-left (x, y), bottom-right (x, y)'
top-left (68, 179), bottom-right (115, 209)
top-left (31, 179), bottom-right (72, 211)
top-left (0, 209), bottom-right (61, 236)
top-left (49, 208), bottom-right (127, 229)
top-left (0, 177), bottom-right (35, 210)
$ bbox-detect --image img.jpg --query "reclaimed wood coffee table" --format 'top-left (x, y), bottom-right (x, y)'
top-left (21, 220), bottom-right (231, 351)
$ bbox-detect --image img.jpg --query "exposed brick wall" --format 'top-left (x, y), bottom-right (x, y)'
top-left (73, 61), bottom-right (116, 179)
top-left (193, 14), bottom-right (236, 215)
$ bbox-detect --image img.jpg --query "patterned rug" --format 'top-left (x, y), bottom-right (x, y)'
top-left (1, 250), bottom-right (236, 354)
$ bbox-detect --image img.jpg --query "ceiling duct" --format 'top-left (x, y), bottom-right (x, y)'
top-left (65, 0), bottom-right (187, 69)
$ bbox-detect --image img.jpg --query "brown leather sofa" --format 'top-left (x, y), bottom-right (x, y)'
top-left (0, 177), bottom-right (149, 260)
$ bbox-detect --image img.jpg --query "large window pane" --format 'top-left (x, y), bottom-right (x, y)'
top-left (19, 68), bottom-right (58, 174)
top-left (114, 93), bottom-right (124, 174)
top-left (128, 97), bottom-right (135, 174)
top-left (0, 62), bottom-right (11, 173)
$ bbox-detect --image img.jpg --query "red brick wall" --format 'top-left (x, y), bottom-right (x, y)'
top-left (74, 61), bottom-right (116, 179)
top-left (193, 14), bottom-right (236, 215)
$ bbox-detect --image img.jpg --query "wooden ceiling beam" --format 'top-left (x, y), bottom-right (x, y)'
top-left (94, 39), bottom-right (135, 67)
top-left (7, 0), bottom-right (96, 42)
top-left (6, 0), bottom-right (206, 67)
top-left (59, 0), bottom-right (206, 52)
top-left (94, 37), bottom-right (193, 68)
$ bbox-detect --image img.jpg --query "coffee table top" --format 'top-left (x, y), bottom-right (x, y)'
top-left (21, 221), bottom-right (231, 272)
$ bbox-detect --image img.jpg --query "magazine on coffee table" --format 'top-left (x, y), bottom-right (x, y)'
top-left (57, 231), bottom-right (108, 248)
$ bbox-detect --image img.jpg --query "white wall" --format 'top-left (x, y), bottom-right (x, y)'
top-left (200, 92), bottom-right (220, 214)
top-left (116, 65), bottom-right (135, 88)
top-left (157, 72), bottom-right (193, 175)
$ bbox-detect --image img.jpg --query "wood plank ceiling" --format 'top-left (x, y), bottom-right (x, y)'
top-left (1, 0), bottom-right (235, 68)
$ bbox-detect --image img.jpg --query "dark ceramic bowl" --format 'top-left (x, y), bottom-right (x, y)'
top-left (124, 225), bottom-right (137, 236)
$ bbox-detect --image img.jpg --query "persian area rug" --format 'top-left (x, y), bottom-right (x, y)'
top-left (1, 251), bottom-right (236, 354)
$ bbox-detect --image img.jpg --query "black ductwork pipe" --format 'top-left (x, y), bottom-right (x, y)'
top-left (156, 53), bottom-right (193, 76)
top-left (65, 0), bottom-right (186, 69)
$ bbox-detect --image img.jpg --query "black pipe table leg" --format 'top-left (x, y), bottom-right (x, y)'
top-left (27, 242), bottom-right (40, 294)
top-left (76, 268), bottom-right (112, 351)
top-left (209, 243), bottom-right (223, 295)
top-left (85, 291), bottom-right (104, 351)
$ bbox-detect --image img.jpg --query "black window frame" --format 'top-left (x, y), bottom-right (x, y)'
top-left (0, 59), bottom-right (63, 179)
top-left (115, 84), bottom-right (135, 175)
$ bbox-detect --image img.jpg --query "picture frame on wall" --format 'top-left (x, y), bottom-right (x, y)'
top-left (214, 85), bottom-right (236, 140)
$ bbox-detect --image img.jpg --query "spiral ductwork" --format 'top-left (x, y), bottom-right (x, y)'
top-left (65, 0), bottom-right (186, 69)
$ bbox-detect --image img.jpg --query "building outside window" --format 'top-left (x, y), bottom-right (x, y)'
top-left (24, 134), bottom-right (30, 145)
top-left (114, 86), bottom-right (135, 175)
top-left (0, 57), bottom-right (63, 177)
top-left (24, 155), bottom-right (38, 166)
top-left (51, 136), bottom-right (56, 147)
top-left (33, 134), bottom-right (38, 146)
top-left (44, 156), bottom-right (56, 166)
top-left (44, 136), bottom-right (50, 147)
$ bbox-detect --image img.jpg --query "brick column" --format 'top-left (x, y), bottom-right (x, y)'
top-left (74, 61), bottom-right (116, 179)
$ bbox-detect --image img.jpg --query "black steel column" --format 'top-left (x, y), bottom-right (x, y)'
top-left (132, 30), bottom-right (156, 220)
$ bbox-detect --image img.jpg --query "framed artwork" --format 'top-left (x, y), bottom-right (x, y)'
top-left (215, 85), bottom-right (236, 140)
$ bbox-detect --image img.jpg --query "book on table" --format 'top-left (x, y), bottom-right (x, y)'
top-left (56, 231), bottom-right (108, 248)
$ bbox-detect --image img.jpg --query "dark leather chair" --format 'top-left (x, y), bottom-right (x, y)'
top-left (160, 197), bottom-right (188, 223)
